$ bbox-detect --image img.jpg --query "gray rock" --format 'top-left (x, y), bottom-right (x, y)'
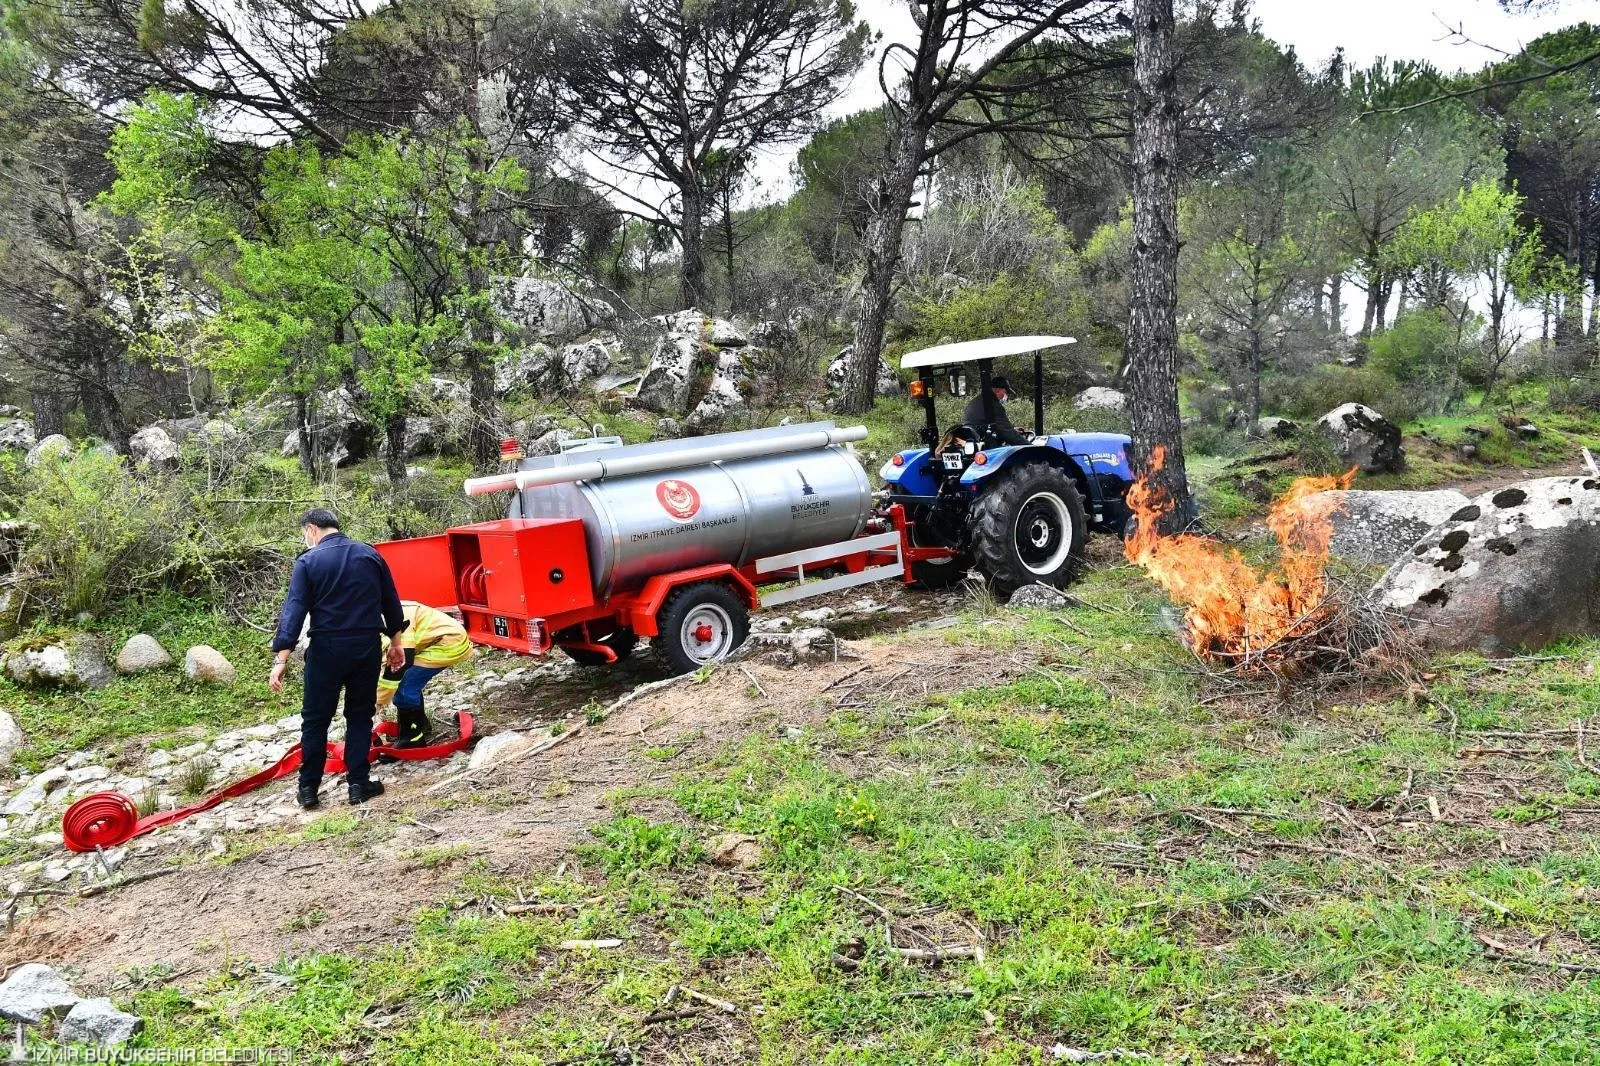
top-left (0, 417), bottom-right (36, 453)
top-left (494, 342), bottom-right (554, 395)
top-left (708, 318), bottom-right (747, 348)
top-left (128, 425), bottom-right (181, 466)
top-left (1374, 476), bottom-right (1600, 654)
top-left (377, 416), bottom-right (436, 460)
top-left (684, 351), bottom-right (750, 432)
top-left (492, 275), bottom-right (615, 345)
top-left (468, 730), bottom-right (533, 769)
top-left (425, 376), bottom-right (469, 406)
top-left (1009, 583), bottom-right (1073, 609)
top-left (183, 645), bottom-right (236, 685)
top-left (637, 316), bottom-right (706, 414)
top-left (654, 418), bottom-right (684, 440)
top-left (115, 633), bottom-right (173, 675)
top-left (825, 346), bottom-right (901, 399)
top-left (58, 997), bottom-right (143, 1046)
top-left (192, 419), bottom-right (242, 452)
top-left (0, 963), bottom-right (79, 1023)
top-left (24, 434), bottom-right (73, 467)
top-left (1072, 387), bottom-right (1127, 412)
top-left (1252, 416), bottom-right (1299, 440)
top-left (0, 710), bottom-right (22, 767)
top-left (1303, 489), bottom-right (1470, 566)
top-left (5, 634), bottom-right (112, 689)
top-left (0, 404), bottom-right (22, 418)
top-left (1318, 402), bottom-right (1404, 473)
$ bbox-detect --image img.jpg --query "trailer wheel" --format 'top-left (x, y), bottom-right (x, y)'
top-left (653, 581), bottom-right (750, 675)
top-left (560, 628), bottom-right (638, 667)
top-left (970, 461), bottom-right (1087, 597)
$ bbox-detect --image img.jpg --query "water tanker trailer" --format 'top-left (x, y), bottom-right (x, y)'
top-left (376, 422), bottom-right (956, 673)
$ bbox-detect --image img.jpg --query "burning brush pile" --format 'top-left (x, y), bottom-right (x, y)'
top-left (1124, 449), bottom-right (1407, 681)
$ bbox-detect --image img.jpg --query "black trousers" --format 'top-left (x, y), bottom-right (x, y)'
top-left (300, 633), bottom-right (381, 789)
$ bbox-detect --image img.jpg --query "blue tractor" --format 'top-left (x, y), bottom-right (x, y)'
top-left (879, 336), bottom-right (1137, 594)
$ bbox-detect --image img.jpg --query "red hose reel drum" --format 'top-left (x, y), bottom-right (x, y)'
top-left (458, 562), bottom-right (489, 605)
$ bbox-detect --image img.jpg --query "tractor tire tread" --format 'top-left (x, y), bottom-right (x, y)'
top-left (650, 581), bottom-right (751, 675)
top-left (970, 460), bottom-right (1087, 597)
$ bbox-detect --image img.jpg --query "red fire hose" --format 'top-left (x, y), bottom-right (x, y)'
top-left (61, 712), bottom-right (475, 853)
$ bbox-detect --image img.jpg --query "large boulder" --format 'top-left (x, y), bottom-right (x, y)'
top-left (825, 346), bottom-right (901, 399)
top-left (0, 709), bottom-right (23, 767)
top-left (495, 343), bottom-right (554, 395)
top-left (183, 645), bottom-right (236, 685)
top-left (1252, 416), bottom-right (1299, 440)
top-left (128, 424), bottom-right (181, 467)
top-left (492, 276), bottom-right (615, 345)
top-left (1073, 387), bottom-right (1127, 412)
top-left (1304, 489), bottom-right (1470, 566)
top-left (5, 634), bottom-right (113, 689)
top-left (59, 998), bottom-right (144, 1046)
top-left (509, 335), bottom-right (629, 396)
top-left (1374, 477), bottom-right (1600, 654)
top-left (377, 417), bottom-right (436, 460)
top-left (283, 388), bottom-right (376, 467)
top-left (0, 963), bottom-right (79, 1024)
top-left (25, 434), bottom-right (73, 467)
top-left (1318, 403), bottom-right (1404, 473)
top-left (115, 633), bottom-right (174, 675)
top-left (0, 417), bottom-right (36, 453)
top-left (637, 327), bottom-right (704, 414)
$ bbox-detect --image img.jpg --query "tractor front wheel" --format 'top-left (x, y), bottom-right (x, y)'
top-left (970, 462), bottom-right (1087, 596)
top-left (653, 581), bottom-right (751, 675)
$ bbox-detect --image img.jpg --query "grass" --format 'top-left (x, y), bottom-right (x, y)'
top-left (0, 592), bottom-right (286, 770)
top-left (111, 564), bottom-right (1600, 1063)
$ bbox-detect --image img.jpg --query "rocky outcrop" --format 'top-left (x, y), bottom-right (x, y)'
top-left (5, 634), bottom-right (113, 690)
top-left (1305, 489), bottom-right (1470, 566)
top-left (1374, 477), bottom-right (1600, 654)
top-left (825, 346), bottom-right (901, 399)
top-left (377, 417), bottom-right (436, 460)
top-left (468, 730), bottom-right (534, 769)
top-left (1009, 584), bottom-right (1074, 608)
top-left (1318, 403), bottom-right (1403, 473)
top-left (183, 645), bottom-right (236, 684)
top-left (493, 276), bottom-right (615, 345)
top-left (0, 416), bottom-right (36, 452)
top-left (128, 425), bottom-right (181, 467)
top-left (1073, 387), bottom-right (1127, 412)
top-left (115, 633), bottom-right (174, 675)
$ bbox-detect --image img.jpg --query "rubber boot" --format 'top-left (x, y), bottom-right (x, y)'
top-left (348, 780), bottom-right (385, 805)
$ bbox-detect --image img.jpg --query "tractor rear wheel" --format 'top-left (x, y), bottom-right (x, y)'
top-left (560, 628), bottom-right (638, 667)
top-left (970, 461), bottom-right (1087, 596)
top-left (652, 581), bottom-right (750, 675)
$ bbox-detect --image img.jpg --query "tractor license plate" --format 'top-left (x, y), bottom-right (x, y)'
top-left (941, 452), bottom-right (964, 471)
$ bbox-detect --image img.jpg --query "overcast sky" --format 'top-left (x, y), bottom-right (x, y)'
top-left (744, 0), bottom-right (1599, 193)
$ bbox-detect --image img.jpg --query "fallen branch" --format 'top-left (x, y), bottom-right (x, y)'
top-left (78, 867), bottom-right (180, 899)
top-left (1578, 719), bottom-right (1598, 775)
top-left (889, 944), bottom-right (984, 962)
top-left (890, 987), bottom-right (976, 1001)
top-left (678, 986), bottom-right (740, 1014)
top-left (559, 938), bottom-right (623, 950)
top-left (1475, 930), bottom-right (1600, 975)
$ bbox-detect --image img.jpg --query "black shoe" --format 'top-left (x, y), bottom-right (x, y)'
top-left (395, 725), bottom-right (435, 750)
top-left (297, 784), bottom-right (321, 810)
top-left (348, 780), bottom-right (385, 805)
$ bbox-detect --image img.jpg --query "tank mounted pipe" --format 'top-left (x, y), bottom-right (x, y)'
top-left (463, 425), bottom-right (870, 497)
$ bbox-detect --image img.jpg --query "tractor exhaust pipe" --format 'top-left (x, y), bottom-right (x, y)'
top-left (463, 424), bottom-right (870, 496)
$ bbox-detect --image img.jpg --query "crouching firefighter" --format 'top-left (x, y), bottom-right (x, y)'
top-left (379, 601), bottom-right (475, 747)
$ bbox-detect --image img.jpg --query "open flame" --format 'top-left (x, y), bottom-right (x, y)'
top-left (1124, 448), bottom-right (1357, 665)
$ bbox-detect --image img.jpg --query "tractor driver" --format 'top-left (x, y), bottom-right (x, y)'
top-left (962, 375), bottom-right (1031, 448)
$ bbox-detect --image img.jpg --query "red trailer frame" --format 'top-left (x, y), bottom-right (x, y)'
top-left (376, 503), bottom-right (953, 666)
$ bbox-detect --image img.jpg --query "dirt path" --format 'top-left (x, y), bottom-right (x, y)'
top-left (0, 624), bottom-right (987, 986)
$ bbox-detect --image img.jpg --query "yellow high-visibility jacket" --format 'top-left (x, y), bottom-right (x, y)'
top-left (378, 602), bottom-right (474, 706)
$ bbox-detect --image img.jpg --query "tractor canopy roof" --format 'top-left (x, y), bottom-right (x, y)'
top-left (900, 335), bottom-right (1076, 370)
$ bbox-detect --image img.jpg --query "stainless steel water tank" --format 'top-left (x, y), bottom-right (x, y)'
top-left (510, 422), bottom-right (874, 598)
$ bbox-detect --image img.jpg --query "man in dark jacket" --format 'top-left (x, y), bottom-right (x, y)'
top-left (962, 375), bottom-right (1031, 447)
top-left (269, 509), bottom-right (407, 809)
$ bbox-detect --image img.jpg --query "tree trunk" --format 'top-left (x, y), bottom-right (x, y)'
top-left (1329, 273), bottom-right (1343, 334)
top-left (842, 124), bottom-right (925, 415)
top-left (384, 410), bottom-right (409, 484)
top-left (295, 390), bottom-right (317, 479)
top-left (462, 66), bottom-right (499, 471)
top-left (1125, 0), bottom-right (1191, 530)
top-left (30, 383), bottom-right (67, 438)
top-left (679, 180), bottom-right (709, 311)
top-left (1311, 281), bottom-right (1325, 329)
top-left (81, 347), bottom-right (130, 453)
top-left (1247, 327), bottom-right (1263, 427)
top-left (1360, 270), bottom-right (1379, 337)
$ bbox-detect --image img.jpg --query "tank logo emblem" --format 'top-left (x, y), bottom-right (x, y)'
top-left (655, 479), bottom-right (702, 521)
top-left (797, 469), bottom-right (816, 496)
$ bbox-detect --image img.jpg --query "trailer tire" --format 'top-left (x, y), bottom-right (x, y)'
top-left (652, 582), bottom-right (750, 675)
top-left (560, 628), bottom-right (638, 667)
top-left (970, 461), bottom-right (1087, 597)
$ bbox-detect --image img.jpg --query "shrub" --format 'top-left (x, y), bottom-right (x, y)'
top-left (1366, 308), bottom-right (1474, 414)
top-left (1549, 374), bottom-right (1600, 413)
top-left (1186, 422), bottom-right (1241, 457)
top-left (8, 449), bottom-right (191, 617)
top-left (1265, 364), bottom-right (1424, 429)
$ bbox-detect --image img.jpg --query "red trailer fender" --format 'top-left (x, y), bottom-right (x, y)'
top-left (623, 564), bottom-right (760, 637)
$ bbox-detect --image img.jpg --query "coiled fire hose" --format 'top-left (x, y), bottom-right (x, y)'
top-left (61, 711), bottom-right (475, 853)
